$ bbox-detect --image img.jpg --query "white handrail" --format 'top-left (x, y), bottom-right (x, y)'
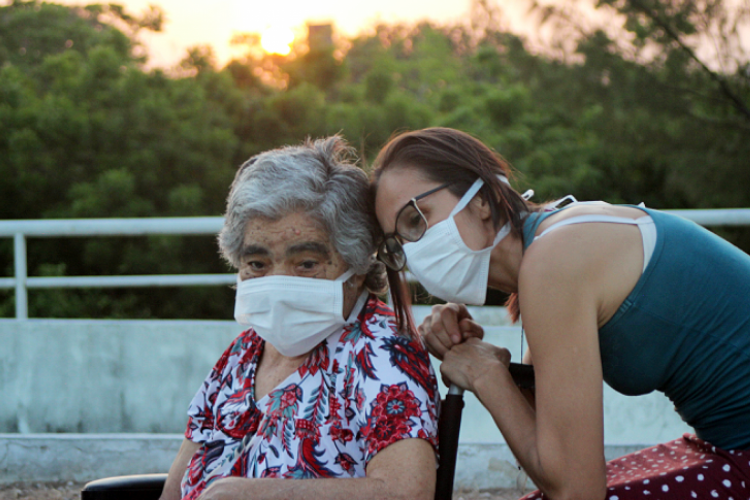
top-left (2, 209), bottom-right (749, 319)
top-left (0, 217), bottom-right (223, 237)
top-left (664, 209), bottom-right (750, 226)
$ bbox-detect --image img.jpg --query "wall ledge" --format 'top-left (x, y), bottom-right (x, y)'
top-left (0, 434), bottom-right (649, 489)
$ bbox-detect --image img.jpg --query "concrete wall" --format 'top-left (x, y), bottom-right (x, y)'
top-left (1, 318), bottom-right (243, 434)
top-left (0, 308), bottom-right (692, 441)
top-left (0, 308), bottom-right (693, 487)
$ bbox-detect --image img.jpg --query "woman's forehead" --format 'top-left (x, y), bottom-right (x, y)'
top-left (241, 212), bottom-right (330, 250)
top-left (375, 168), bottom-right (443, 222)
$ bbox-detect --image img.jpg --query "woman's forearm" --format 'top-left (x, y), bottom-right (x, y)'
top-left (472, 366), bottom-right (543, 481)
top-left (472, 366), bottom-right (604, 500)
top-left (197, 438), bottom-right (435, 500)
top-left (198, 475), bottom-right (431, 500)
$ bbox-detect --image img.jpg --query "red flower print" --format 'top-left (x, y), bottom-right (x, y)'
top-left (267, 383), bottom-right (303, 419)
top-left (335, 452), bottom-right (357, 473)
top-left (260, 466), bottom-right (281, 478)
top-left (363, 383), bottom-right (422, 455)
top-left (365, 415), bottom-right (413, 455)
top-left (371, 383), bottom-right (420, 420)
top-left (294, 418), bottom-right (321, 442)
top-left (181, 296), bottom-right (439, 500)
top-left (217, 387), bottom-right (258, 439)
top-left (281, 389), bottom-right (298, 407)
top-left (329, 423), bottom-right (354, 443)
top-left (326, 394), bottom-right (342, 425)
top-left (299, 343), bottom-right (329, 377)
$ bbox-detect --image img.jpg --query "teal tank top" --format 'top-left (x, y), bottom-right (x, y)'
top-left (522, 206), bottom-right (750, 450)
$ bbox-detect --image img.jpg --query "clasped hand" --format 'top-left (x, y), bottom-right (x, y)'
top-left (419, 303), bottom-right (511, 393)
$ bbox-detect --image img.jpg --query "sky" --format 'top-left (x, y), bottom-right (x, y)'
top-left (52, 0), bottom-right (539, 67)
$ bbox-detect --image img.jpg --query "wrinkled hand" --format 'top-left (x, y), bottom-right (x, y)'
top-left (440, 338), bottom-right (511, 393)
top-left (418, 303), bottom-right (485, 360)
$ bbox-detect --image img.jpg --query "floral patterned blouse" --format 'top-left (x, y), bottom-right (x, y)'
top-left (181, 294), bottom-right (440, 500)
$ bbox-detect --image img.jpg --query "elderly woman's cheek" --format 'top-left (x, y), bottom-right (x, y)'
top-left (238, 266), bottom-right (250, 280)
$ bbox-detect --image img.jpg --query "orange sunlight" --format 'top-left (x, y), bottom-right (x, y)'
top-left (260, 26), bottom-right (295, 55)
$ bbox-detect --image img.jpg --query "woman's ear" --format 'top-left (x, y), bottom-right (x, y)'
top-left (471, 192), bottom-right (493, 222)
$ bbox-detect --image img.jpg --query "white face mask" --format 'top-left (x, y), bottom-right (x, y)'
top-left (234, 268), bottom-right (358, 356)
top-left (403, 178), bottom-right (510, 305)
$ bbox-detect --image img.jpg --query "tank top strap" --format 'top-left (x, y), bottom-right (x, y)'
top-left (537, 214), bottom-right (652, 239)
top-left (535, 213), bottom-right (657, 272)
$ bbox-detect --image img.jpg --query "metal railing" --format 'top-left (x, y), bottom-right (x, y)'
top-left (0, 217), bottom-right (229, 319)
top-left (2, 209), bottom-right (750, 319)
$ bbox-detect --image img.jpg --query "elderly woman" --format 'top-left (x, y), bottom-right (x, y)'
top-left (159, 137), bottom-right (439, 500)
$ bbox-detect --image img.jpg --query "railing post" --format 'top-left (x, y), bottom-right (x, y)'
top-left (14, 232), bottom-right (28, 320)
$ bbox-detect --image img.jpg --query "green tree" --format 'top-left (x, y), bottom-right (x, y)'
top-left (2, 0), bottom-right (748, 318)
top-left (530, 0), bottom-right (750, 246)
top-left (0, 1), bottom-right (240, 318)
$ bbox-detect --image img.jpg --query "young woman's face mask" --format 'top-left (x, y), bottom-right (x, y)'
top-left (403, 178), bottom-right (510, 305)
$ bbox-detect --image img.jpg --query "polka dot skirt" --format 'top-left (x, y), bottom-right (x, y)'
top-left (520, 434), bottom-right (750, 500)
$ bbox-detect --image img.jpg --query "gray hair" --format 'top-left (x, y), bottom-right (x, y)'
top-left (218, 136), bottom-right (387, 294)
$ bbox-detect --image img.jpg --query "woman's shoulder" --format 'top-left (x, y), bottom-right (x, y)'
top-left (524, 203), bottom-right (648, 261)
top-left (520, 204), bottom-right (648, 325)
top-left (213, 328), bottom-right (262, 373)
top-left (334, 296), bottom-right (399, 348)
top-left (359, 295), bottom-right (401, 336)
top-left (229, 328), bottom-right (262, 354)
top-left (332, 295), bottom-right (428, 356)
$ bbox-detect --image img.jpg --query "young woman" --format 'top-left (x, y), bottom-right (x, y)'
top-left (371, 127), bottom-right (750, 500)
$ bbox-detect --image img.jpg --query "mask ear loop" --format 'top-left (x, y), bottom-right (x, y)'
top-left (452, 177), bottom-right (514, 248)
top-left (337, 268), bottom-right (357, 283)
top-left (449, 175), bottom-right (514, 217)
top-left (448, 178), bottom-right (485, 217)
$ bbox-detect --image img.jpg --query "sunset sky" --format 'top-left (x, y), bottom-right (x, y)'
top-left (52, 0), bottom-right (540, 67)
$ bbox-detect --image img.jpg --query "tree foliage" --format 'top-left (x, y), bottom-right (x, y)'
top-left (1, 0), bottom-right (748, 318)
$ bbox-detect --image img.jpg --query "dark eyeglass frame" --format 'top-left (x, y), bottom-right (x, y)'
top-left (377, 183), bottom-right (451, 271)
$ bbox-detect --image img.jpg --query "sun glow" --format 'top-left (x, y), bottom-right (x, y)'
top-left (261, 26), bottom-right (295, 55)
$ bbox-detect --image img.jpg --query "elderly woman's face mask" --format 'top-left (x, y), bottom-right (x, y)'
top-left (233, 212), bottom-right (362, 357)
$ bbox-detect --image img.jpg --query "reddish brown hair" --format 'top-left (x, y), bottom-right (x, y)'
top-left (371, 127), bottom-right (537, 331)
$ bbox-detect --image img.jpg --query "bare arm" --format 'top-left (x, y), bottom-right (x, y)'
top-left (439, 237), bottom-right (608, 500)
top-left (514, 249), bottom-right (607, 500)
top-left (195, 438), bottom-right (436, 500)
top-left (160, 438), bottom-right (201, 500)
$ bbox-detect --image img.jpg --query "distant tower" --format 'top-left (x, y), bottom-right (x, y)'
top-left (307, 24), bottom-right (333, 52)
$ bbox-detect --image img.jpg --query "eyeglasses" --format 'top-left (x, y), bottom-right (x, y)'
top-left (377, 183), bottom-right (450, 271)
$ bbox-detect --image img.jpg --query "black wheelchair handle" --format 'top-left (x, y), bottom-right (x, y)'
top-left (509, 362), bottom-right (535, 389)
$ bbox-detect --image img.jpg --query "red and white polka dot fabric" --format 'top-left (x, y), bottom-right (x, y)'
top-left (520, 434), bottom-right (750, 500)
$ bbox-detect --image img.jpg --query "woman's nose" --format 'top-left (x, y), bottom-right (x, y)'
top-left (264, 265), bottom-right (291, 277)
